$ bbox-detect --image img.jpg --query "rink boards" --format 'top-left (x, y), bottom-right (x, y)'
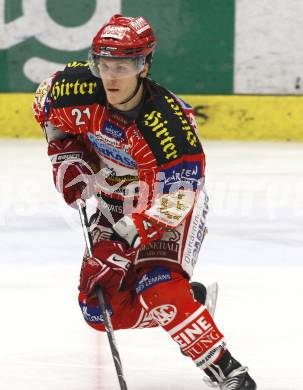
top-left (1, 93), bottom-right (303, 140)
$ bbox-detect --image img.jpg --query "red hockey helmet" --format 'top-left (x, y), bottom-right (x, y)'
top-left (89, 14), bottom-right (157, 78)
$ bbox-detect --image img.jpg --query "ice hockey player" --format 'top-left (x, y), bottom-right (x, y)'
top-left (33, 14), bottom-right (257, 389)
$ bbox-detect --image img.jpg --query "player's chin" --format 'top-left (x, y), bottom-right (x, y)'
top-left (106, 93), bottom-right (125, 106)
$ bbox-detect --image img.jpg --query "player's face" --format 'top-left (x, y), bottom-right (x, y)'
top-left (98, 58), bottom-right (147, 108)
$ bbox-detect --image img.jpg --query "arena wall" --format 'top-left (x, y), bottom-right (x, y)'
top-left (1, 0), bottom-right (303, 139)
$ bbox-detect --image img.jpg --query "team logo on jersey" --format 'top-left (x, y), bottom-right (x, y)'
top-left (135, 267), bottom-right (172, 294)
top-left (101, 120), bottom-right (126, 142)
top-left (87, 132), bottom-right (136, 168)
top-left (157, 160), bottom-right (202, 193)
top-left (149, 304), bottom-right (177, 326)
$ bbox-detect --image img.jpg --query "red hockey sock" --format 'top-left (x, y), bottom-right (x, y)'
top-left (137, 267), bottom-right (226, 369)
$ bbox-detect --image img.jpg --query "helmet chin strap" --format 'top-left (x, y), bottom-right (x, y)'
top-left (116, 76), bottom-right (143, 106)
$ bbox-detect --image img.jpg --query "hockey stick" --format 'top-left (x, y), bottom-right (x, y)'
top-left (76, 199), bottom-right (128, 390)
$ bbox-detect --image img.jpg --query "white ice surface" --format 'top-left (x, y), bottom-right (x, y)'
top-left (0, 140), bottom-right (302, 390)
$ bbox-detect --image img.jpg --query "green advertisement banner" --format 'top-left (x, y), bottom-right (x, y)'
top-left (0, 0), bottom-right (234, 94)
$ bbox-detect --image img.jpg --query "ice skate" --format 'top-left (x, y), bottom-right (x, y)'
top-left (204, 351), bottom-right (257, 389)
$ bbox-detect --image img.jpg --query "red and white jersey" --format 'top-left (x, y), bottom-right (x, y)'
top-left (33, 61), bottom-right (207, 276)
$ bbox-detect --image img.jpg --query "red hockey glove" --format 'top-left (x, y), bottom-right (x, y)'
top-left (48, 138), bottom-right (94, 207)
top-left (79, 240), bottom-right (136, 298)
